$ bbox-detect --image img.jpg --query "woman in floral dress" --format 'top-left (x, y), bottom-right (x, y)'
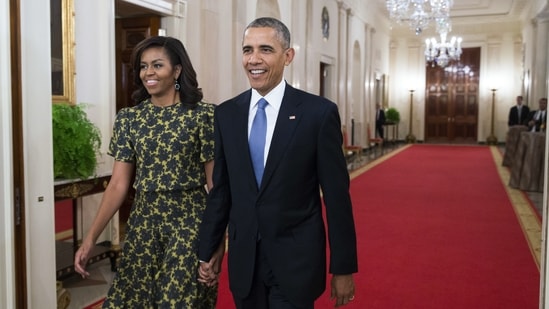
top-left (74, 36), bottom-right (224, 308)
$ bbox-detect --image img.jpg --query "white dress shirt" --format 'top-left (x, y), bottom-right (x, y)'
top-left (248, 79), bottom-right (286, 166)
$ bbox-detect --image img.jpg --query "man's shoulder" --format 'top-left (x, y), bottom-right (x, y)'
top-left (285, 85), bottom-right (335, 106)
top-left (217, 90), bottom-right (251, 109)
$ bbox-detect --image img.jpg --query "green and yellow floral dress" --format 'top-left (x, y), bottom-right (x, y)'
top-left (102, 99), bottom-right (217, 308)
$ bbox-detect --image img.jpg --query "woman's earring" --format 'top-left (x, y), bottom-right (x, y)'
top-left (175, 79), bottom-right (181, 91)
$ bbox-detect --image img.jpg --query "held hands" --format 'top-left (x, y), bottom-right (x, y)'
top-left (198, 260), bottom-right (219, 287)
top-left (330, 274), bottom-right (356, 307)
top-left (198, 239), bottom-right (226, 286)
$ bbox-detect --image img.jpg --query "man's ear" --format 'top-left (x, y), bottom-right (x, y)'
top-left (284, 48), bottom-right (295, 66)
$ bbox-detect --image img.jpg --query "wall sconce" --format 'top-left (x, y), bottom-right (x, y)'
top-left (486, 88), bottom-right (498, 145)
top-left (406, 89), bottom-right (416, 143)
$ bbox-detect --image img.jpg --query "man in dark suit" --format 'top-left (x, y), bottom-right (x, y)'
top-left (375, 103), bottom-right (386, 138)
top-left (198, 17), bottom-right (358, 309)
top-left (527, 97), bottom-right (547, 132)
top-left (508, 95), bottom-right (530, 126)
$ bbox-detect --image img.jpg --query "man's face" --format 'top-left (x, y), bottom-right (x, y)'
top-left (242, 27), bottom-right (294, 96)
top-left (517, 97), bottom-right (523, 105)
top-left (539, 99), bottom-right (547, 111)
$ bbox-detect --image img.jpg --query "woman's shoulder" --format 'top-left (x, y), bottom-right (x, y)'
top-left (115, 100), bottom-right (150, 121)
top-left (193, 101), bottom-right (216, 115)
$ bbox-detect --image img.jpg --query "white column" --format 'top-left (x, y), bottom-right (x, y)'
top-left (337, 1), bottom-right (349, 127)
top-left (289, 0), bottom-right (306, 91)
top-left (162, 0), bottom-right (187, 42)
top-left (20, 0), bottom-right (57, 306)
top-left (364, 24), bottom-right (371, 121)
top-left (538, 9), bottom-right (549, 309)
top-left (532, 16), bottom-right (549, 104)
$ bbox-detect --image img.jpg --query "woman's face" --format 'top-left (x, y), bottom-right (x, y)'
top-left (139, 47), bottom-right (181, 99)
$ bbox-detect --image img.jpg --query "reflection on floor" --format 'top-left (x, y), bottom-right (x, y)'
top-left (60, 142), bottom-right (543, 308)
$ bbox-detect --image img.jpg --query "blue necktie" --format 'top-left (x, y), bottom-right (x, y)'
top-left (249, 98), bottom-right (268, 186)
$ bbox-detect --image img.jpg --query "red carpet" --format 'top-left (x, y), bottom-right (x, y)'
top-left (216, 145), bottom-right (540, 308)
top-left (83, 298), bottom-right (105, 309)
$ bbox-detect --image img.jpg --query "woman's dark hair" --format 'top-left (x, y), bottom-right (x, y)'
top-left (130, 36), bottom-right (203, 107)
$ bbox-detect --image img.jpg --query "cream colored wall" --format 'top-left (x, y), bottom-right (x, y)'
top-left (75, 0), bottom-right (118, 243)
top-left (0, 0), bottom-right (15, 306)
top-left (19, 0), bottom-right (57, 307)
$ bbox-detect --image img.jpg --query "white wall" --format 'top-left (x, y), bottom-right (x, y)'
top-left (74, 0), bottom-right (118, 242)
top-left (0, 0), bottom-right (15, 306)
top-left (19, 0), bottom-right (57, 307)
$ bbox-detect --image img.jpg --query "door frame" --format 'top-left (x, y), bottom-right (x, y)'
top-left (9, 0), bottom-right (27, 307)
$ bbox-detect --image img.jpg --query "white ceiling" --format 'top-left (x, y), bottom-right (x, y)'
top-left (375, 0), bottom-right (531, 24)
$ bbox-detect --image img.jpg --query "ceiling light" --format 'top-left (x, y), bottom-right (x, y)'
top-left (424, 31), bottom-right (462, 67)
top-left (386, 0), bottom-right (453, 35)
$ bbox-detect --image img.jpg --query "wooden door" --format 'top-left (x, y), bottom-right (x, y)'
top-left (425, 47), bottom-right (480, 143)
top-left (115, 16), bottom-right (160, 112)
top-left (115, 16), bottom-right (159, 222)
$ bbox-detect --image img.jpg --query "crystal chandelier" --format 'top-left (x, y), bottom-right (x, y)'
top-left (386, 0), bottom-right (453, 35)
top-left (424, 31), bottom-right (462, 67)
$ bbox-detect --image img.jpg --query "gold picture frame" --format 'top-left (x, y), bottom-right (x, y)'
top-left (51, 0), bottom-right (75, 104)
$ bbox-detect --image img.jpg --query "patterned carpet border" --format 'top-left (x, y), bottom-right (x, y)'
top-left (349, 144), bottom-right (412, 180)
top-left (489, 146), bottom-right (541, 269)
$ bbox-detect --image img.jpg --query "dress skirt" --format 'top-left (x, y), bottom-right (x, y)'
top-left (102, 188), bottom-right (217, 309)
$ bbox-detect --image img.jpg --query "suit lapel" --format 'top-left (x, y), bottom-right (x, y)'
top-left (232, 91), bottom-right (259, 188)
top-left (260, 85), bottom-right (302, 189)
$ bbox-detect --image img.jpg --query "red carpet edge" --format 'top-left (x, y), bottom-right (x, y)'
top-left (489, 146), bottom-right (541, 269)
top-left (348, 144), bottom-right (412, 180)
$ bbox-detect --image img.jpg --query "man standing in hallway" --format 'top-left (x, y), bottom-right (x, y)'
top-left (527, 97), bottom-right (547, 132)
top-left (198, 17), bottom-right (358, 308)
top-left (375, 103), bottom-right (386, 139)
top-left (508, 95), bottom-right (529, 126)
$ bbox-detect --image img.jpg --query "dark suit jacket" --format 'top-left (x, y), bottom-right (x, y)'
top-left (375, 109), bottom-right (386, 138)
top-left (508, 105), bottom-right (530, 126)
top-left (526, 109), bottom-right (547, 132)
top-left (198, 84), bottom-right (358, 306)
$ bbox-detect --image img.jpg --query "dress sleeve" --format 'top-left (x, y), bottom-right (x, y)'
top-left (108, 108), bottom-right (135, 162)
top-left (199, 103), bottom-right (215, 163)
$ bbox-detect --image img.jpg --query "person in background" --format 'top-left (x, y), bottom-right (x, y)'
top-left (508, 95), bottom-right (530, 127)
top-left (527, 97), bottom-right (547, 132)
top-left (198, 17), bottom-right (358, 309)
top-left (74, 36), bottom-right (223, 308)
top-left (375, 103), bottom-right (386, 139)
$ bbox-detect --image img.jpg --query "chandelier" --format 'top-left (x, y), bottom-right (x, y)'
top-left (424, 31), bottom-right (462, 67)
top-left (386, 0), bottom-right (453, 35)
